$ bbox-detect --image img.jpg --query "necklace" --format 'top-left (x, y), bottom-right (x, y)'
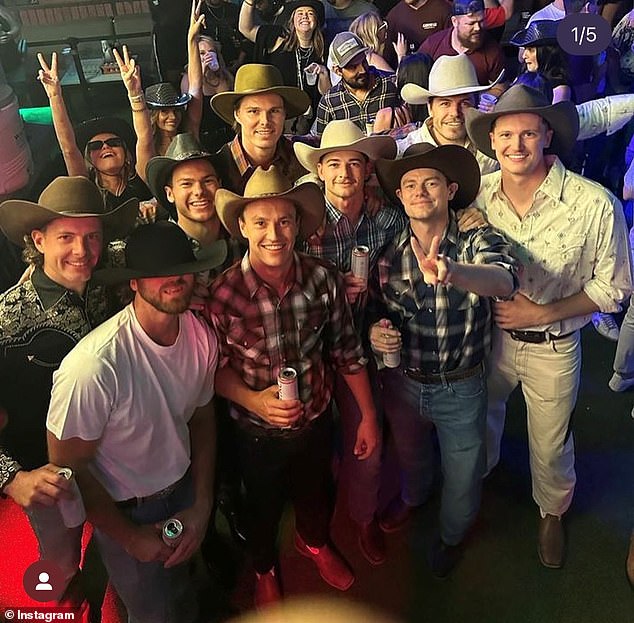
top-left (297, 45), bottom-right (313, 60)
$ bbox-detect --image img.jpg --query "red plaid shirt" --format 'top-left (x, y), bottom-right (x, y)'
top-left (206, 252), bottom-right (366, 428)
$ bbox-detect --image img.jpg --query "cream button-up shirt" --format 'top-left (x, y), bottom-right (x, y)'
top-left (474, 157), bottom-right (633, 334)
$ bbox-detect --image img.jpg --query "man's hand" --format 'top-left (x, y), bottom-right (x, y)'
top-left (354, 414), bottom-right (378, 460)
top-left (493, 293), bottom-right (545, 329)
top-left (369, 319), bottom-right (401, 355)
top-left (3, 464), bottom-right (72, 508)
top-left (163, 503), bottom-right (211, 568)
top-left (411, 235), bottom-right (453, 286)
top-left (124, 524), bottom-right (173, 563)
top-left (250, 385), bottom-right (304, 428)
top-left (456, 207), bottom-right (487, 232)
top-left (343, 271), bottom-right (367, 304)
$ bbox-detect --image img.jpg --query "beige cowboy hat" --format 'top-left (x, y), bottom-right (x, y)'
top-left (215, 166), bottom-right (324, 239)
top-left (0, 176), bottom-right (138, 246)
top-left (375, 143), bottom-right (480, 210)
top-left (211, 64), bottom-right (311, 126)
top-left (293, 120), bottom-right (397, 174)
top-left (401, 54), bottom-right (504, 106)
top-left (465, 84), bottom-right (579, 160)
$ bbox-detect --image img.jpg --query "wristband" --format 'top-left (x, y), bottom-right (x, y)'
top-left (0, 449), bottom-right (22, 497)
top-left (129, 94), bottom-right (144, 103)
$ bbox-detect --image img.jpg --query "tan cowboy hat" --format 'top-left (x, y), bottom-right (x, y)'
top-left (215, 166), bottom-right (324, 239)
top-left (0, 176), bottom-right (138, 247)
top-left (210, 64), bottom-right (311, 125)
top-left (465, 84), bottom-right (579, 160)
top-left (375, 143), bottom-right (480, 210)
top-left (401, 54), bottom-right (504, 105)
top-left (294, 120), bottom-right (397, 174)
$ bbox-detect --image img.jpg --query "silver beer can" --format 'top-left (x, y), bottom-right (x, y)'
top-left (57, 467), bottom-right (87, 528)
top-left (162, 517), bottom-right (184, 547)
top-left (383, 350), bottom-right (401, 368)
top-left (351, 245), bottom-right (370, 285)
top-left (278, 367), bottom-right (299, 401)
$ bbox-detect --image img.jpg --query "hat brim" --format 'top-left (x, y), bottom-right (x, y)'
top-left (215, 182), bottom-right (324, 239)
top-left (509, 33), bottom-right (558, 47)
top-left (464, 100), bottom-right (579, 160)
top-left (211, 86), bottom-right (311, 126)
top-left (146, 93), bottom-right (192, 108)
top-left (145, 153), bottom-right (215, 219)
top-left (294, 134), bottom-right (397, 174)
top-left (93, 239), bottom-right (227, 285)
top-left (0, 196), bottom-right (139, 247)
top-left (375, 145), bottom-right (480, 210)
top-left (401, 69), bottom-right (505, 105)
top-left (281, 0), bottom-right (325, 26)
top-left (75, 117), bottom-right (136, 154)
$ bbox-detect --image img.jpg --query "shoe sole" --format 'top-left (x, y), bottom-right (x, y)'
top-left (295, 540), bottom-right (355, 591)
top-left (357, 534), bottom-right (386, 567)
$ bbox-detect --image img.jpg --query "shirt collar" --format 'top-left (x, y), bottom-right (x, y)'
top-left (241, 251), bottom-right (308, 299)
top-left (31, 267), bottom-right (85, 310)
top-left (229, 135), bottom-right (293, 178)
top-left (324, 198), bottom-right (368, 225)
top-left (490, 155), bottom-right (566, 203)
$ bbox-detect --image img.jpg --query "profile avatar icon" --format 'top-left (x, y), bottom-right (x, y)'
top-left (35, 572), bottom-right (53, 591)
top-left (23, 561), bottom-right (64, 601)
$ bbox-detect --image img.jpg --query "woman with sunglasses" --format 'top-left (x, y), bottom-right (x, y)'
top-left (36, 50), bottom-right (154, 213)
top-left (349, 13), bottom-right (396, 73)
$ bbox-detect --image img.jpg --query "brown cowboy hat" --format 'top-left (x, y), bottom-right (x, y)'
top-left (0, 176), bottom-right (138, 246)
top-left (375, 143), bottom-right (480, 210)
top-left (294, 119), bottom-right (396, 174)
top-left (145, 133), bottom-right (215, 218)
top-left (215, 165), bottom-right (324, 239)
top-left (93, 221), bottom-right (227, 284)
top-left (210, 64), bottom-right (311, 125)
top-left (465, 84), bottom-right (579, 160)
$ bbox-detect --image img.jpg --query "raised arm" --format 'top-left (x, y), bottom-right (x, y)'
top-left (238, 0), bottom-right (260, 43)
top-left (114, 45), bottom-right (155, 182)
top-left (184, 0), bottom-right (205, 138)
top-left (37, 52), bottom-right (86, 176)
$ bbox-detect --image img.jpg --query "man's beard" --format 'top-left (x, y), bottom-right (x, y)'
top-left (344, 72), bottom-right (370, 90)
top-left (137, 277), bottom-right (194, 315)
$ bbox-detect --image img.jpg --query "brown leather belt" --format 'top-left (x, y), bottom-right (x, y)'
top-left (505, 330), bottom-right (574, 344)
top-left (115, 471), bottom-right (189, 509)
top-left (404, 362), bottom-right (483, 385)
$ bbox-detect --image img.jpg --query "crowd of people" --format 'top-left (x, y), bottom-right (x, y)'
top-left (1, 0), bottom-right (634, 620)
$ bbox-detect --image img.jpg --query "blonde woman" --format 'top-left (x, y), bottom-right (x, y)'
top-left (349, 12), bottom-right (394, 73)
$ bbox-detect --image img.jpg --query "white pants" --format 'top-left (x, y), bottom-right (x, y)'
top-left (486, 327), bottom-right (580, 516)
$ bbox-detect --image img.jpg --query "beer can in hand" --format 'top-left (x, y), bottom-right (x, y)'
top-left (383, 350), bottom-right (401, 368)
top-left (162, 517), bottom-right (184, 547)
top-left (278, 367), bottom-right (299, 401)
top-left (57, 467), bottom-right (87, 528)
top-left (351, 245), bottom-right (369, 286)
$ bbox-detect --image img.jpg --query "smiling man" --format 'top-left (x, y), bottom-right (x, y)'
top-left (207, 166), bottom-right (378, 607)
top-left (0, 176), bottom-right (137, 611)
top-left (466, 85), bottom-right (632, 569)
top-left (46, 222), bottom-right (227, 623)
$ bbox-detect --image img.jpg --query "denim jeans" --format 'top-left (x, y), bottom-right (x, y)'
top-left (381, 366), bottom-right (487, 546)
top-left (92, 474), bottom-right (198, 623)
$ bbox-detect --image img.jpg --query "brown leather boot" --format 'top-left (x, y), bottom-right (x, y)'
top-left (538, 514), bottom-right (565, 569)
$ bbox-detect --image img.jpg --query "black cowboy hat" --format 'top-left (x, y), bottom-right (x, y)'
top-left (74, 116), bottom-right (136, 154)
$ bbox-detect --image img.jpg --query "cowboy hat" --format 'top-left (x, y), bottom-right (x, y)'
top-left (281, 0), bottom-right (325, 26)
top-left (211, 64), bottom-right (311, 125)
top-left (145, 82), bottom-right (192, 108)
top-left (464, 84), bottom-right (580, 160)
top-left (145, 133), bottom-right (215, 218)
top-left (215, 165), bottom-right (324, 239)
top-left (375, 143), bottom-right (480, 210)
top-left (93, 221), bottom-right (227, 284)
top-left (509, 20), bottom-right (559, 48)
top-left (293, 119), bottom-right (396, 174)
top-left (401, 54), bottom-right (504, 105)
top-left (0, 176), bottom-right (139, 246)
top-left (75, 116), bottom-right (136, 154)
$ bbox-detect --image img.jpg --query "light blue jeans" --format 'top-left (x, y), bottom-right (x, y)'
top-left (381, 366), bottom-right (487, 546)
top-left (93, 475), bottom-right (198, 623)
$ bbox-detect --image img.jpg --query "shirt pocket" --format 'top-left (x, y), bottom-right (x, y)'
top-left (225, 316), bottom-right (270, 365)
top-left (296, 299), bottom-right (328, 355)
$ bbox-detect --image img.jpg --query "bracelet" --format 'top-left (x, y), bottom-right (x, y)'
top-left (0, 449), bottom-right (22, 496)
top-left (131, 106), bottom-right (147, 112)
top-left (129, 94), bottom-right (144, 103)
top-left (244, 0), bottom-right (254, 5)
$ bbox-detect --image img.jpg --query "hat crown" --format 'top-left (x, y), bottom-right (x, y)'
top-left (145, 82), bottom-right (181, 104)
top-left (510, 20), bottom-right (559, 47)
top-left (492, 84), bottom-right (551, 113)
top-left (125, 222), bottom-right (196, 273)
top-left (243, 166), bottom-right (293, 200)
top-left (330, 32), bottom-right (367, 66)
top-left (427, 54), bottom-right (480, 94)
top-left (233, 64), bottom-right (286, 94)
top-left (164, 132), bottom-right (211, 162)
top-left (38, 176), bottom-right (106, 216)
top-left (319, 120), bottom-right (367, 150)
top-left (453, 0), bottom-right (484, 15)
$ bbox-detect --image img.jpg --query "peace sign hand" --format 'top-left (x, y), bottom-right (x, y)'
top-left (113, 45), bottom-right (141, 95)
top-left (411, 235), bottom-right (453, 286)
top-left (37, 52), bottom-right (62, 99)
top-left (188, 0), bottom-right (206, 42)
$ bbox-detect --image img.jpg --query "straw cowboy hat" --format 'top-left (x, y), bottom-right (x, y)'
top-left (375, 143), bottom-right (480, 210)
top-left (0, 176), bottom-right (139, 246)
top-left (509, 20), bottom-right (559, 48)
top-left (293, 119), bottom-right (397, 174)
top-left (401, 54), bottom-right (504, 106)
top-left (215, 166), bottom-right (324, 239)
top-left (93, 221), bottom-right (227, 284)
top-left (145, 133), bottom-right (214, 216)
top-left (145, 82), bottom-right (191, 108)
top-left (465, 84), bottom-right (580, 160)
top-left (211, 64), bottom-right (311, 125)
top-left (74, 116), bottom-right (136, 154)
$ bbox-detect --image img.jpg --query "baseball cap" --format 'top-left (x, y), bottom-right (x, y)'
top-left (453, 0), bottom-right (485, 15)
top-left (329, 32), bottom-right (369, 68)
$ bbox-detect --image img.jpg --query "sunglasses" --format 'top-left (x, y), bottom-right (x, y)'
top-left (378, 20), bottom-right (388, 32)
top-left (87, 137), bottom-right (124, 151)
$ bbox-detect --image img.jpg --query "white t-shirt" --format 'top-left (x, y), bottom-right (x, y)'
top-left (527, 4), bottom-right (565, 25)
top-left (47, 304), bottom-right (218, 501)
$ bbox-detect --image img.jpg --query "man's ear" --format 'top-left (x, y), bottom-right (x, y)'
top-left (395, 188), bottom-right (402, 201)
top-left (447, 182), bottom-right (459, 201)
top-left (316, 161), bottom-right (325, 182)
top-left (238, 216), bottom-right (247, 238)
top-left (130, 278), bottom-right (138, 293)
top-left (333, 65), bottom-right (343, 77)
top-left (544, 128), bottom-right (554, 150)
top-left (165, 186), bottom-right (175, 204)
top-left (31, 229), bottom-right (45, 253)
top-left (450, 15), bottom-right (458, 29)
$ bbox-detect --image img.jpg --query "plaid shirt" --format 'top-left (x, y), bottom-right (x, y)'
top-left (207, 252), bottom-right (366, 428)
top-left (372, 216), bottom-right (518, 372)
top-left (312, 68), bottom-right (399, 138)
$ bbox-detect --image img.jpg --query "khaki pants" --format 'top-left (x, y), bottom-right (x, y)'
top-left (486, 327), bottom-right (580, 516)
